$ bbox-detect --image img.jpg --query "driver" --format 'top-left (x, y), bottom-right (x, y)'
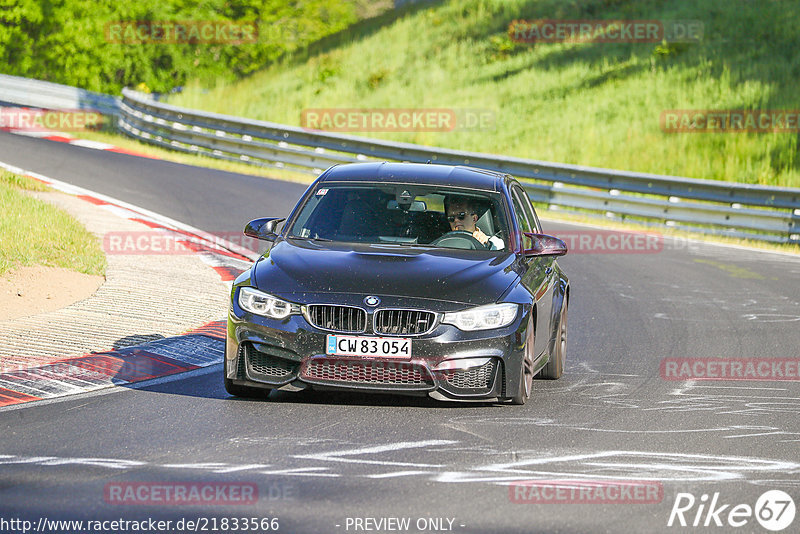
top-left (444, 195), bottom-right (504, 250)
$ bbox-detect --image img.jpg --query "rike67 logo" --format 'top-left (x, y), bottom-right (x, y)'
top-left (668, 490), bottom-right (795, 531)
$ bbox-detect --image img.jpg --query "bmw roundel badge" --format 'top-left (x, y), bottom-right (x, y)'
top-left (364, 296), bottom-right (380, 307)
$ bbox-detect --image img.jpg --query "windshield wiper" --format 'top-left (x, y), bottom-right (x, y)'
top-left (287, 235), bottom-right (333, 242)
top-left (373, 242), bottom-right (431, 248)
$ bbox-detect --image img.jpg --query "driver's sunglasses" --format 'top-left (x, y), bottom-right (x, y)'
top-left (447, 212), bottom-right (471, 223)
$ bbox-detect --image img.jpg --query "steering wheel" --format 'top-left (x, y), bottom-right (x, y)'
top-left (428, 230), bottom-right (485, 250)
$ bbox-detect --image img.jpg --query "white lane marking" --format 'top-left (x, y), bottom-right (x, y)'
top-left (258, 467), bottom-right (340, 477)
top-left (724, 430), bottom-right (799, 439)
top-left (366, 470), bottom-right (433, 479)
top-left (654, 312), bottom-right (800, 322)
top-left (36, 457), bottom-right (147, 469)
top-left (99, 204), bottom-right (143, 219)
top-left (742, 313), bottom-right (800, 322)
top-left (8, 130), bottom-right (68, 138)
top-left (162, 463), bottom-right (270, 473)
top-left (229, 437), bottom-right (347, 446)
top-left (473, 451), bottom-right (800, 483)
top-left (293, 439), bottom-right (457, 468)
top-left (3, 447), bottom-right (800, 485)
top-left (0, 455), bottom-right (58, 465)
top-left (69, 139), bottom-right (116, 150)
top-left (689, 385), bottom-right (789, 390)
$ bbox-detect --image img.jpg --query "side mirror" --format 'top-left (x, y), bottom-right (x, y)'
top-left (522, 233), bottom-right (568, 257)
top-left (244, 217), bottom-right (285, 242)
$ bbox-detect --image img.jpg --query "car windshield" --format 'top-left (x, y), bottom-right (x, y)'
top-left (287, 182), bottom-right (510, 250)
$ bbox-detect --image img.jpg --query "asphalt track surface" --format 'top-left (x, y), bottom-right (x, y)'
top-left (1, 130), bottom-right (799, 533)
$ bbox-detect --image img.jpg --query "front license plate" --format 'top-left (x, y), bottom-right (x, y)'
top-left (326, 335), bottom-right (412, 358)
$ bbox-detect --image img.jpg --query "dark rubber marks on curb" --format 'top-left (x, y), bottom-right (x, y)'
top-left (0, 320), bottom-right (226, 408)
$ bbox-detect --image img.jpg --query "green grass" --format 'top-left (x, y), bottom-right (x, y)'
top-left (0, 172), bottom-right (106, 276)
top-left (2, 172), bottom-right (50, 192)
top-left (168, 0), bottom-right (800, 187)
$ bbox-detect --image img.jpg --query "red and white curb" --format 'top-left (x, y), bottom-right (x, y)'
top-left (0, 322), bottom-right (226, 407)
top-left (2, 119), bottom-right (158, 159)
top-left (0, 161), bottom-right (258, 407)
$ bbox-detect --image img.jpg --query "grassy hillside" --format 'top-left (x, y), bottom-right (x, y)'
top-left (169, 0), bottom-right (800, 187)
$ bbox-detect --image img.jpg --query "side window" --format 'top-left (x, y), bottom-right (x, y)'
top-left (510, 188), bottom-right (532, 236)
top-left (514, 185), bottom-right (542, 232)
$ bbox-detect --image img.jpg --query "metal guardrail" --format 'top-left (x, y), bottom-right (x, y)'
top-left (1, 74), bottom-right (798, 243)
top-left (117, 88), bottom-right (799, 244)
top-left (0, 74), bottom-right (120, 117)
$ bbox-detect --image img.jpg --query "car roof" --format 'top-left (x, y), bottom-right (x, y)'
top-left (318, 162), bottom-right (508, 192)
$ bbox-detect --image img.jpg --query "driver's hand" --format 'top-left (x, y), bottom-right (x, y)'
top-left (472, 228), bottom-right (489, 245)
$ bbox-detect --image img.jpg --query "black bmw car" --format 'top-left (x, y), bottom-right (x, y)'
top-left (225, 162), bottom-right (569, 404)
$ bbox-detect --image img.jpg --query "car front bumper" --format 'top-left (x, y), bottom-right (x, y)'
top-left (225, 296), bottom-right (530, 402)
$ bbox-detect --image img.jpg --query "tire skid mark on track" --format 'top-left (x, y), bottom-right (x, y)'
top-left (447, 415), bottom-right (800, 441)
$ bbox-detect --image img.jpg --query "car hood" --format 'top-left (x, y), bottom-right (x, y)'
top-left (252, 239), bottom-right (520, 305)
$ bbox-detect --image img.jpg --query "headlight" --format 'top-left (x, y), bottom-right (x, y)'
top-left (238, 287), bottom-right (295, 319)
top-left (442, 302), bottom-right (518, 331)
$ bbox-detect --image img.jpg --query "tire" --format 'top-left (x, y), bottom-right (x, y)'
top-left (509, 334), bottom-right (535, 405)
top-left (224, 375), bottom-right (271, 399)
top-left (541, 301), bottom-right (567, 380)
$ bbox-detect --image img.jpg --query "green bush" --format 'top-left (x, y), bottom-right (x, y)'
top-left (0, 0), bottom-right (358, 94)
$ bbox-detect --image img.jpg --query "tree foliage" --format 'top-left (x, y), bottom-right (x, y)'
top-left (0, 0), bottom-right (358, 93)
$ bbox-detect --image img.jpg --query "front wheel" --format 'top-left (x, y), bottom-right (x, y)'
top-left (540, 301), bottom-right (567, 380)
top-left (509, 340), bottom-right (534, 405)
